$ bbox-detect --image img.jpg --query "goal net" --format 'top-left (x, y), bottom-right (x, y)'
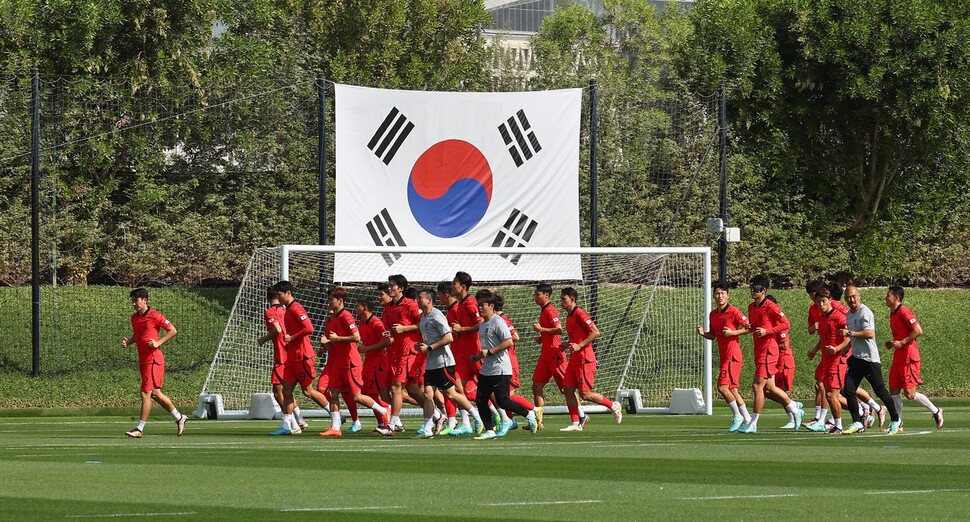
top-left (197, 246), bottom-right (712, 418)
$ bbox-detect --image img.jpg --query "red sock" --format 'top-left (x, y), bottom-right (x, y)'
top-left (445, 397), bottom-right (457, 418)
top-left (598, 398), bottom-right (614, 409)
top-left (342, 393), bottom-right (359, 422)
top-left (568, 405), bottom-right (580, 423)
top-left (466, 389), bottom-right (477, 402)
top-left (511, 394), bottom-right (534, 411)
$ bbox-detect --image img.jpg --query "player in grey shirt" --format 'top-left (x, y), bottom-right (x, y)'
top-left (470, 293), bottom-right (537, 439)
top-left (838, 285), bottom-right (898, 434)
top-left (415, 289), bottom-right (482, 438)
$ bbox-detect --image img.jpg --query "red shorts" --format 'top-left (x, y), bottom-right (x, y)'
top-left (361, 356), bottom-right (390, 395)
top-left (389, 352), bottom-right (416, 385)
top-left (317, 363), bottom-right (363, 394)
top-left (774, 349), bottom-right (795, 391)
top-left (454, 350), bottom-right (482, 383)
top-left (510, 367), bottom-right (520, 389)
top-left (814, 359), bottom-right (825, 381)
top-left (409, 352), bottom-right (426, 386)
top-left (718, 355), bottom-right (742, 387)
top-left (821, 359), bottom-right (847, 389)
top-left (271, 363), bottom-right (285, 386)
top-left (139, 360), bottom-right (165, 392)
top-left (283, 356), bottom-right (316, 388)
top-left (754, 347), bottom-right (778, 380)
top-left (562, 355), bottom-right (596, 392)
top-left (532, 353), bottom-right (567, 387)
top-left (889, 356), bottom-right (923, 389)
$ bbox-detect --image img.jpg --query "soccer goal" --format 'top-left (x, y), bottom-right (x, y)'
top-left (196, 245), bottom-right (712, 419)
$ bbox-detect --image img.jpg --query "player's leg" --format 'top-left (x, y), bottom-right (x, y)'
top-left (474, 375), bottom-right (498, 439)
top-left (864, 362), bottom-right (898, 425)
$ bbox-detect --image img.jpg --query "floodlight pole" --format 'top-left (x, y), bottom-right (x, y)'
top-left (318, 72), bottom-right (327, 246)
top-left (589, 78), bottom-right (599, 324)
top-left (31, 68), bottom-right (41, 376)
top-left (717, 86), bottom-right (728, 286)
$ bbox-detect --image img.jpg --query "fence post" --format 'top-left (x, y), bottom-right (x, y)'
top-left (589, 78), bottom-right (599, 324)
top-left (718, 86), bottom-right (728, 286)
top-left (31, 68), bottom-right (41, 376)
top-left (317, 73), bottom-right (327, 246)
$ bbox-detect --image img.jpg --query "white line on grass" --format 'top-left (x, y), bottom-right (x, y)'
top-left (280, 506), bottom-right (403, 512)
top-left (681, 494), bottom-right (798, 501)
top-left (66, 512), bottom-right (197, 518)
top-left (479, 500), bottom-right (603, 507)
top-left (863, 488), bottom-right (970, 495)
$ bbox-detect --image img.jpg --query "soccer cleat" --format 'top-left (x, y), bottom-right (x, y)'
top-left (290, 426), bottom-right (302, 435)
top-left (527, 415), bottom-right (538, 434)
top-left (864, 414), bottom-right (875, 429)
top-left (496, 421), bottom-right (513, 437)
top-left (802, 418), bottom-right (819, 428)
top-left (842, 422), bottom-right (865, 435)
top-left (493, 413), bottom-right (502, 429)
top-left (934, 408), bottom-right (944, 429)
top-left (826, 426), bottom-right (843, 435)
top-left (887, 420), bottom-right (901, 435)
top-left (319, 427), bottom-right (342, 437)
top-left (434, 415), bottom-right (447, 436)
top-left (560, 424), bottom-right (583, 432)
top-left (806, 422), bottom-right (827, 433)
top-left (439, 426), bottom-right (454, 436)
top-left (728, 418), bottom-right (744, 432)
top-left (392, 425), bottom-right (406, 433)
top-left (176, 415), bottom-right (188, 437)
top-left (449, 425), bottom-right (472, 436)
top-left (793, 408), bottom-right (804, 432)
top-left (474, 430), bottom-right (497, 440)
top-left (736, 421), bottom-right (751, 433)
top-left (795, 401), bottom-right (804, 412)
top-left (536, 422), bottom-right (545, 431)
top-left (125, 427), bottom-right (143, 439)
top-left (738, 423), bottom-right (757, 434)
top-left (877, 406), bottom-right (887, 428)
top-left (269, 426), bottom-right (293, 436)
top-left (780, 421), bottom-right (796, 429)
top-left (298, 421), bottom-right (310, 430)
top-left (579, 414), bottom-right (590, 429)
top-left (347, 422), bottom-right (362, 434)
top-left (473, 417), bottom-right (484, 435)
top-left (415, 429), bottom-right (433, 439)
top-left (372, 426), bottom-right (393, 436)
top-left (509, 419), bottom-right (519, 431)
top-left (611, 401), bottom-right (624, 424)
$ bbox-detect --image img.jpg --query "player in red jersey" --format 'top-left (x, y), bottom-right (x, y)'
top-left (356, 296), bottom-right (393, 433)
top-left (451, 271), bottom-right (484, 412)
top-left (258, 287), bottom-right (308, 434)
top-left (559, 287), bottom-right (623, 431)
top-left (736, 278), bottom-right (802, 433)
top-left (531, 283), bottom-right (568, 431)
top-left (885, 285), bottom-right (943, 430)
top-left (316, 287), bottom-right (389, 437)
top-left (384, 274), bottom-right (425, 432)
top-left (806, 287), bottom-right (850, 433)
top-left (270, 281), bottom-right (330, 436)
top-left (121, 288), bottom-right (187, 438)
top-left (696, 284), bottom-right (752, 432)
top-left (764, 295), bottom-right (800, 428)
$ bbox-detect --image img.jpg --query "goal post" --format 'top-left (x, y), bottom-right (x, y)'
top-left (197, 245), bottom-right (712, 418)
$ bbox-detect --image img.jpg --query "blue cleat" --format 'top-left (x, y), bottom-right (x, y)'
top-left (347, 421), bottom-right (362, 433)
top-left (887, 420), bottom-right (901, 435)
top-left (269, 426), bottom-right (293, 436)
top-left (806, 421), bottom-right (827, 433)
top-left (473, 417), bottom-right (484, 434)
top-left (728, 418), bottom-right (744, 432)
top-left (738, 423), bottom-right (757, 434)
top-left (496, 421), bottom-right (513, 437)
top-left (793, 407), bottom-right (804, 432)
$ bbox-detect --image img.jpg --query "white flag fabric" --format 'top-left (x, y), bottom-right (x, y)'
top-left (334, 84), bottom-right (582, 282)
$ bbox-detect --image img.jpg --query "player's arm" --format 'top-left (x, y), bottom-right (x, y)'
top-left (570, 323), bottom-right (600, 353)
top-left (474, 337), bottom-right (513, 360)
top-left (360, 335), bottom-right (392, 353)
top-left (420, 331), bottom-right (453, 353)
top-left (891, 322), bottom-right (923, 349)
top-left (808, 339), bottom-right (822, 359)
top-left (152, 323), bottom-right (177, 348)
top-left (695, 325), bottom-right (715, 340)
top-left (325, 329), bottom-right (361, 344)
top-left (766, 309), bottom-right (790, 335)
top-left (285, 315), bottom-right (314, 342)
top-left (826, 336), bottom-right (851, 355)
top-left (258, 322), bottom-right (282, 346)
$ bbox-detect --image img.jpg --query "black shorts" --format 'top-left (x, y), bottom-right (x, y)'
top-left (424, 366), bottom-right (458, 391)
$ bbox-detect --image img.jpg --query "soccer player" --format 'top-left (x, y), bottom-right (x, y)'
top-left (839, 285), bottom-right (900, 434)
top-left (531, 283), bottom-right (567, 431)
top-left (495, 294), bottom-right (535, 433)
top-left (559, 287), bottom-right (623, 431)
top-left (471, 293), bottom-right (537, 439)
top-left (271, 280), bottom-right (330, 436)
top-left (416, 289), bottom-right (483, 438)
top-left (257, 287), bottom-right (308, 434)
top-left (384, 274), bottom-right (425, 432)
top-left (316, 287), bottom-right (390, 437)
top-left (121, 288), bottom-right (187, 438)
top-left (356, 296), bottom-right (393, 434)
top-left (765, 295), bottom-right (800, 428)
top-left (696, 284), bottom-right (752, 432)
top-left (436, 281), bottom-right (465, 434)
top-left (736, 278), bottom-right (803, 434)
top-left (885, 285), bottom-right (944, 430)
top-left (806, 287), bottom-right (849, 434)
top-left (450, 271), bottom-right (484, 415)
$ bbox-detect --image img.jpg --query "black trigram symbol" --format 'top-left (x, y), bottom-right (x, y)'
top-left (365, 208), bottom-right (406, 266)
top-left (498, 109), bottom-right (542, 167)
top-left (491, 208), bottom-right (538, 265)
top-left (368, 107), bottom-right (415, 165)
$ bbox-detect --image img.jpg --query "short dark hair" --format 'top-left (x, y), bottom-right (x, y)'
top-left (437, 281), bottom-right (454, 296)
top-left (750, 275), bottom-right (770, 292)
top-left (816, 288), bottom-right (831, 299)
top-left (478, 293), bottom-right (496, 306)
top-left (356, 297), bottom-right (374, 311)
top-left (713, 283), bottom-right (729, 293)
top-left (403, 287), bottom-right (418, 300)
top-left (130, 288), bottom-right (149, 300)
top-left (561, 287), bottom-right (578, 300)
top-left (454, 271), bottom-right (472, 290)
top-left (888, 284), bottom-right (905, 302)
top-left (376, 283), bottom-right (390, 296)
top-left (328, 287), bottom-right (348, 301)
top-left (273, 281), bottom-right (294, 294)
top-left (827, 281), bottom-right (843, 301)
top-left (475, 288), bottom-right (493, 301)
top-left (388, 274), bottom-right (408, 289)
top-left (805, 280), bottom-right (824, 294)
top-left (535, 283), bottom-right (552, 296)
top-left (266, 287), bottom-right (279, 301)
top-left (419, 289), bottom-right (436, 303)
top-left (765, 294), bottom-right (778, 304)
top-left (493, 294), bottom-right (505, 312)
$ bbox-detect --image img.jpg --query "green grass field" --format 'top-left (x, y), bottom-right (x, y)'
top-left (2, 402), bottom-right (968, 521)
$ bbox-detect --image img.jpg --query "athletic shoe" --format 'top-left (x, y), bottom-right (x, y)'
top-left (347, 422), bottom-right (362, 434)
top-left (560, 424), bottom-right (582, 432)
top-left (842, 422), bottom-right (865, 435)
top-left (793, 407), bottom-right (804, 432)
top-left (611, 401), bottom-right (623, 424)
top-left (826, 426), bottom-right (843, 435)
top-left (392, 425), bottom-right (406, 433)
top-left (780, 421), bottom-right (796, 429)
top-left (372, 426), bottom-right (393, 436)
top-left (449, 425), bottom-right (472, 437)
top-left (473, 417), bottom-right (484, 435)
top-left (736, 421), bottom-right (751, 433)
top-left (806, 422), bottom-right (827, 433)
top-left (474, 430), bottom-right (497, 440)
top-left (887, 420), bottom-right (901, 435)
top-left (290, 426), bottom-right (302, 435)
top-left (738, 423), bottom-right (757, 434)
top-left (415, 429), bottom-right (433, 439)
top-left (728, 418), bottom-right (744, 432)
top-left (527, 415), bottom-right (538, 434)
top-left (578, 414), bottom-right (590, 429)
top-left (319, 427), bottom-right (342, 437)
top-left (864, 414), bottom-right (875, 429)
top-left (802, 418), bottom-right (819, 428)
top-left (176, 415), bottom-right (188, 437)
top-left (509, 419), bottom-right (519, 431)
top-left (795, 401), bottom-right (804, 412)
top-left (434, 415), bottom-right (447, 436)
top-left (492, 413), bottom-right (501, 429)
top-left (439, 426), bottom-right (454, 436)
top-left (125, 427), bottom-right (143, 438)
top-left (269, 426), bottom-right (292, 436)
top-left (496, 421), bottom-right (513, 437)
top-left (877, 406), bottom-right (887, 428)
top-left (298, 421), bottom-right (310, 430)
top-left (934, 408), bottom-right (944, 429)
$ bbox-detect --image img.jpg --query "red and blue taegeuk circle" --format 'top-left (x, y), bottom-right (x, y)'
top-left (407, 139), bottom-right (493, 238)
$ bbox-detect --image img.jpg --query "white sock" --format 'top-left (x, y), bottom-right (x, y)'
top-left (893, 395), bottom-right (904, 422)
top-left (739, 403), bottom-right (751, 423)
top-left (432, 409), bottom-right (442, 421)
top-left (390, 415), bottom-right (401, 427)
top-left (835, 417), bottom-right (843, 429)
top-left (448, 416), bottom-right (458, 429)
top-left (488, 404), bottom-right (499, 417)
top-left (136, 420), bottom-right (146, 431)
top-left (578, 408), bottom-right (587, 420)
top-left (170, 408), bottom-right (182, 420)
top-left (526, 409), bottom-right (536, 423)
top-left (819, 409), bottom-right (828, 424)
top-left (283, 413), bottom-right (294, 430)
top-left (911, 392), bottom-right (938, 414)
top-left (788, 411), bottom-right (795, 422)
top-left (499, 408), bottom-right (511, 424)
top-left (470, 408), bottom-right (483, 422)
top-left (859, 403), bottom-right (868, 417)
top-left (372, 403), bottom-right (387, 415)
top-left (749, 413), bottom-right (760, 428)
top-left (330, 411), bottom-right (341, 430)
top-left (293, 406), bottom-right (305, 424)
top-left (460, 410), bottom-right (471, 428)
top-left (814, 406), bottom-right (822, 420)
top-left (786, 401), bottom-right (799, 415)
top-left (868, 399), bottom-right (881, 412)
top-left (423, 418), bottom-right (434, 433)
top-left (728, 400), bottom-right (741, 419)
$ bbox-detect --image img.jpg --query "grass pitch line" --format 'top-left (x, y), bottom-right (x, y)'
top-left (863, 488), bottom-right (970, 495)
top-left (479, 500), bottom-right (603, 507)
top-left (66, 512), bottom-right (198, 518)
top-left (280, 505), bottom-right (404, 512)
top-left (680, 494), bottom-right (798, 501)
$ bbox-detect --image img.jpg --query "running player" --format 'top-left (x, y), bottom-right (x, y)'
top-left (806, 287), bottom-right (849, 434)
top-left (764, 295), bottom-right (800, 428)
top-left (356, 295), bottom-right (393, 434)
top-left (531, 283), bottom-right (567, 431)
top-left (384, 274), bottom-right (424, 432)
top-left (450, 271), bottom-right (484, 427)
top-left (559, 287), bottom-right (622, 431)
top-left (257, 287), bottom-right (307, 434)
top-left (696, 283), bottom-right (752, 432)
top-left (885, 285), bottom-right (943, 430)
top-left (495, 294), bottom-right (535, 434)
top-left (122, 288), bottom-right (187, 438)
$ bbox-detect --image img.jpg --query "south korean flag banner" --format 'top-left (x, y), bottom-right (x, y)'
top-left (334, 84), bottom-right (582, 282)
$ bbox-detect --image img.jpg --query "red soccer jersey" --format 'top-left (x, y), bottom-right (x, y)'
top-left (565, 306), bottom-right (596, 363)
top-left (537, 302), bottom-right (562, 359)
top-left (451, 295), bottom-right (483, 357)
top-left (709, 304), bottom-right (748, 357)
top-left (808, 302), bottom-right (821, 330)
top-left (264, 304), bottom-right (287, 365)
top-left (889, 304), bottom-right (921, 359)
top-left (358, 313), bottom-right (387, 361)
top-left (747, 299), bottom-right (789, 352)
top-left (130, 308), bottom-right (173, 364)
top-left (283, 300), bottom-right (315, 359)
top-left (817, 307), bottom-right (849, 365)
top-left (324, 308), bottom-right (361, 368)
top-left (833, 300), bottom-right (848, 313)
top-left (500, 312), bottom-right (519, 373)
top-left (384, 296), bottom-right (423, 356)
